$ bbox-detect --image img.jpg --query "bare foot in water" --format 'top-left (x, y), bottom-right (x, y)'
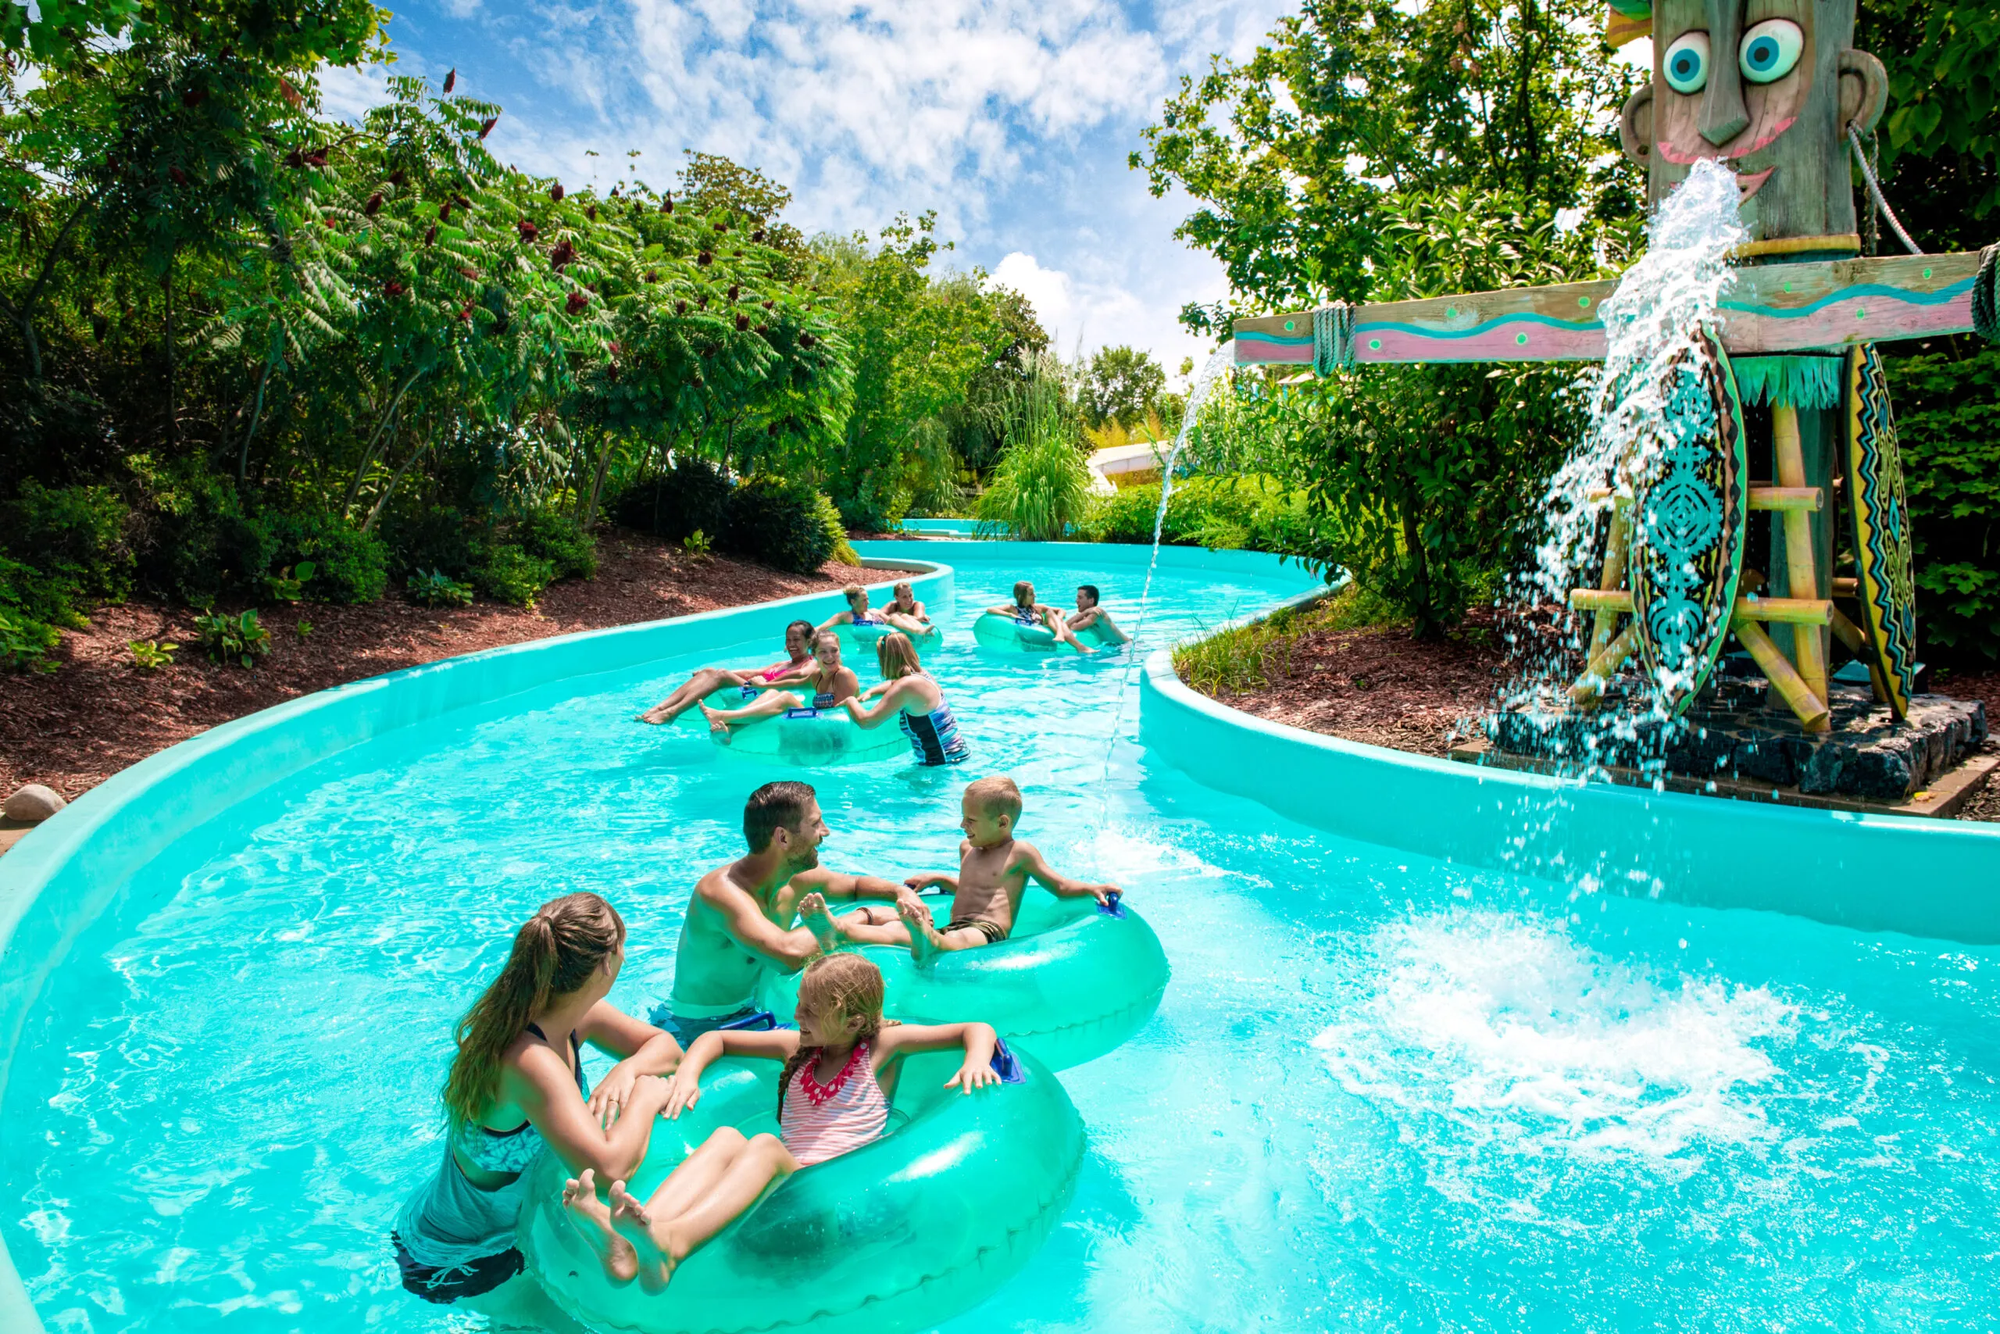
top-left (798, 892), bottom-right (843, 955)
top-left (637, 703), bottom-right (677, 725)
top-left (608, 1179), bottom-right (678, 1294)
top-left (699, 703), bottom-right (732, 740)
top-left (563, 1169), bottom-right (638, 1285)
top-left (897, 892), bottom-right (944, 968)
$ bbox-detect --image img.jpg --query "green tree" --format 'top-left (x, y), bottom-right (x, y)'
top-left (1080, 345), bottom-right (1167, 431)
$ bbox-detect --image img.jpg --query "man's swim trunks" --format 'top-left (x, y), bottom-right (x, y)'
top-left (941, 916), bottom-right (1009, 944)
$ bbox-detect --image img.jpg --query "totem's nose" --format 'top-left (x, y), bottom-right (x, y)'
top-left (1699, 0), bottom-right (1750, 145)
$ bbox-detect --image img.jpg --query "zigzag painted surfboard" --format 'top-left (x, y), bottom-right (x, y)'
top-left (1628, 331), bottom-right (1747, 717)
top-left (1843, 344), bottom-right (1918, 719)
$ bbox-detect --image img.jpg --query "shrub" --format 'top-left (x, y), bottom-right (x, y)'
top-left (473, 543), bottom-right (555, 607)
top-left (382, 505), bottom-right (477, 581)
top-left (976, 369), bottom-right (1092, 541)
top-left (612, 457), bottom-right (733, 543)
top-left (141, 479), bottom-right (277, 607)
top-left (195, 609), bottom-right (271, 667)
top-left (265, 512), bottom-right (390, 604)
top-left (263, 561), bottom-right (317, 603)
top-left (407, 569), bottom-right (475, 607)
top-left (722, 475), bottom-right (841, 574)
top-left (0, 554), bottom-right (85, 630)
top-left (509, 507), bottom-right (598, 581)
top-left (1884, 344), bottom-right (2000, 663)
top-left (1085, 475), bottom-right (1310, 554)
top-left (1, 606), bottom-right (60, 672)
top-left (0, 481), bottom-right (133, 607)
top-left (682, 529), bottom-right (714, 562)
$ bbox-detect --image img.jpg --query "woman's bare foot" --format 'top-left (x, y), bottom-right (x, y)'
top-left (897, 893), bottom-right (944, 968)
top-left (699, 704), bottom-right (732, 740)
top-left (562, 1169), bottom-right (639, 1285)
top-left (637, 702), bottom-right (678, 725)
top-left (798, 892), bottom-right (843, 955)
top-left (608, 1179), bottom-right (679, 1294)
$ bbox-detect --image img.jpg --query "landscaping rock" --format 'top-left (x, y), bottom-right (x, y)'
top-left (4, 783), bottom-right (66, 822)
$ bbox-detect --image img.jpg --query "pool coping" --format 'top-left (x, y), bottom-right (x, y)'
top-left (0, 556), bottom-right (953, 1334)
top-left (1139, 620), bottom-right (2000, 946)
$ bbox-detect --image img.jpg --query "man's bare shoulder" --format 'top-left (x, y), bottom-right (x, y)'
top-left (693, 862), bottom-right (752, 908)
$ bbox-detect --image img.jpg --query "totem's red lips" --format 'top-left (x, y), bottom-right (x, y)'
top-left (1735, 167), bottom-right (1775, 202)
top-left (1656, 116), bottom-right (1797, 164)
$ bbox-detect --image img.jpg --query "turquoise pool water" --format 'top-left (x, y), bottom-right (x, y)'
top-left (6, 546), bottom-right (2000, 1333)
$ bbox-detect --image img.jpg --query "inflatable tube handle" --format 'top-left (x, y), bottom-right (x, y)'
top-left (989, 1038), bottom-right (1026, 1084)
top-left (717, 1009), bottom-right (779, 1033)
top-left (1097, 890), bottom-right (1126, 919)
top-left (783, 707), bottom-right (819, 719)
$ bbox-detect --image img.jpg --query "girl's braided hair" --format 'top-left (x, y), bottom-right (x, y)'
top-left (777, 953), bottom-right (894, 1118)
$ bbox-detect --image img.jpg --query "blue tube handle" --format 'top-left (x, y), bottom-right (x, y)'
top-left (1097, 889), bottom-right (1126, 919)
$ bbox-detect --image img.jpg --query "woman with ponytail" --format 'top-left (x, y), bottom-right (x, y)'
top-left (392, 892), bottom-right (682, 1320)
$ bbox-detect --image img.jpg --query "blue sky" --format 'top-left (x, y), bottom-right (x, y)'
top-left (319, 0), bottom-right (1302, 384)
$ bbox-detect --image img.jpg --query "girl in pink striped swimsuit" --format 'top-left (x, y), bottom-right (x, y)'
top-left (560, 954), bottom-right (999, 1293)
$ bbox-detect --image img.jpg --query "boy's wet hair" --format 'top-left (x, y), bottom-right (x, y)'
top-left (964, 774), bottom-right (1023, 824)
top-left (1077, 584), bottom-right (1100, 606)
top-left (744, 781), bottom-right (816, 852)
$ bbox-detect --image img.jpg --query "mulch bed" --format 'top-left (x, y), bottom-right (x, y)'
top-left (1194, 608), bottom-right (2000, 823)
top-left (1, 528), bottom-right (925, 801)
top-left (1203, 606), bottom-right (1508, 756)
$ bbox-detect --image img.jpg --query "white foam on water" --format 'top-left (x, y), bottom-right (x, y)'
top-left (1313, 908), bottom-right (1799, 1172)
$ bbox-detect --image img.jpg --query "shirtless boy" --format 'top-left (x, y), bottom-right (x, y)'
top-left (654, 781), bottom-right (903, 1043)
top-left (985, 580), bottom-right (1090, 652)
top-left (816, 775), bottom-right (1122, 966)
top-left (1067, 584), bottom-right (1129, 644)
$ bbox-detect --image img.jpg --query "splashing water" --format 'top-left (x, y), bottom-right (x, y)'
top-left (1492, 158), bottom-right (1749, 778)
top-left (1101, 343), bottom-right (1239, 786)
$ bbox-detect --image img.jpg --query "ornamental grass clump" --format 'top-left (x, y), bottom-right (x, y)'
top-left (976, 361), bottom-right (1091, 542)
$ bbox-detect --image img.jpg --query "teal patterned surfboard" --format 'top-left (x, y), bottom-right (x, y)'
top-left (1627, 331), bottom-right (1748, 717)
top-left (1843, 343), bottom-right (1918, 719)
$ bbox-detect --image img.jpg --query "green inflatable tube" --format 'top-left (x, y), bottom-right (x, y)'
top-left (972, 611), bottom-right (1116, 654)
top-left (755, 892), bottom-right (1168, 1070)
top-left (519, 1047), bottom-right (1084, 1334)
top-left (836, 620), bottom-right (942, 651)
top-left (680, 687), bottom-right (908, 765)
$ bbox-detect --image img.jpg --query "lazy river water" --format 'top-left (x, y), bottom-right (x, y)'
top-left (5, 542), bottom-right (2000, 1333)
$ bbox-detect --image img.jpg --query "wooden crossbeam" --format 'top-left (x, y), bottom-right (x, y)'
top-left (1232, 250), bottom-right (1985, 366)
top-left (1569, 589), bottom-right (1831, 625)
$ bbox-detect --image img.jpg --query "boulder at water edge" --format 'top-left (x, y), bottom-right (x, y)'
top-left (4, 784), bottom-right (66, 822)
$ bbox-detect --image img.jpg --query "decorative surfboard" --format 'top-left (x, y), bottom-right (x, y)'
top-left (1842, 343), bottom-right (1918, 719)
top-left (1627, 330), bottom-right (1748, 716)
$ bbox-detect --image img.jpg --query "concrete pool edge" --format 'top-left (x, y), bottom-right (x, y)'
top-left (0, 558), bottom-right (954, 1334)
top-left (1139, 643), bottom-right (2000, 945)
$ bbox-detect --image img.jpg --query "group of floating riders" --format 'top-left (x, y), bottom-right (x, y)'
top-left (634, 578), bottom-right (1129, 769)
top-left (392, 580), bottom-right (1134, 1325)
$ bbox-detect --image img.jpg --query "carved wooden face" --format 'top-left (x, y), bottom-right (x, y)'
top-left (1619, 0), bottom-right (1886, 239)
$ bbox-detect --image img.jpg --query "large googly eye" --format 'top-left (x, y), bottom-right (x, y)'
top-left (1662, 31), bottom-right (1711, 94)
top-left (1739, 19), bottom-right (1804, 84)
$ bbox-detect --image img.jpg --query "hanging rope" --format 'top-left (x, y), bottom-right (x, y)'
top-left (1311, 301), bottom-right (1353, 376)
top-left (1848, 126), bottom-right (1922, 255)
top-left (1973, 243), bottom-right (1999, 345)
